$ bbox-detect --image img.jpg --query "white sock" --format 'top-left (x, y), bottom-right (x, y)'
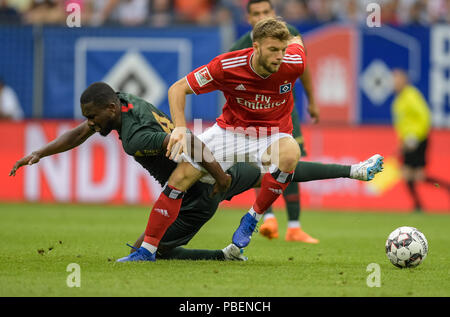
top-left (263, 213), bottom-right (276, 221)
top-left (288, 220), bottom-right (301, 229)
top-left (141, 241), bottom-right (157, 254)
top-left (248, 207), bottom-right (263, 221)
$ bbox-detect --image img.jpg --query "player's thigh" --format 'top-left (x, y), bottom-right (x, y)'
top-left (168, 161), bottom-right (204, 191)
top-left (264, 136), bottom-right (300, 172)
top-left (413, 168), bottom-right (426, 182)
top-left (401, 165), bottom-right (414, 181)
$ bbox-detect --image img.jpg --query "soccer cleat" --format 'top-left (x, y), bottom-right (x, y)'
top-left (222, 243), bottom-right (248, 261)
top-left (232, 213), bottom-right (259, 248)
top-left (285, 227), bottom-right (319, 244)
top-left (350, 154), bottom-right (384, 181)
top-left (259, 217), bottom-right (279, 239)
top-left (116, 245), bottom-right (156, 262)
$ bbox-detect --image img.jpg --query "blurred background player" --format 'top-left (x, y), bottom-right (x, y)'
top-left (392, 69), bottom-right (450, 212)
top-left (229, 0), bottom-right (319, 244)
top-left (0, 77), bottom-right (23, 121)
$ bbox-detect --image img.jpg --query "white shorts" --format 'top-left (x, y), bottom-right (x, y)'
top-left (181, 123), bottom-right (294, 184)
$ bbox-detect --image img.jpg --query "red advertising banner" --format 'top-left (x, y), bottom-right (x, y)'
top-left (1, 121), bottom-right (449, 213)
top-left (304, 25), bottom-right (358, 124)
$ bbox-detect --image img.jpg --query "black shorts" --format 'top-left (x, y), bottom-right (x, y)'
top-left (403, 138), bottom-right (428, 168)
top-left (157, 163), bottom-right (261, 256)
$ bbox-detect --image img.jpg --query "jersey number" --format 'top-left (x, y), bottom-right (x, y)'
top-left (152, 111), bottom-right (175, 134)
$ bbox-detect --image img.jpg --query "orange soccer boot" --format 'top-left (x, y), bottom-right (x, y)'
top-left (285, 227), bottom-right (319, 244)
top-left (259, 217), bottom-right (279, 239)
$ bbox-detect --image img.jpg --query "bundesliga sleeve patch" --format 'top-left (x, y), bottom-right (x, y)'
top-left (194, 66), bottom-right (213, 87)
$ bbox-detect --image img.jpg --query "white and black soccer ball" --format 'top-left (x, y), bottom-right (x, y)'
top-left (385, 226), bottom-right (428, 268)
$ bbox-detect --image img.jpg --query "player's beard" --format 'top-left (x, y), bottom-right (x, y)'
top-left (99, 120), bottom-right (114, 136)
top-left (258, 49), bottom-right (280, 74)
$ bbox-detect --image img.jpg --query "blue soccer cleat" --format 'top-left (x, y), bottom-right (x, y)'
top-left (232, 213), bottom-right (259, 248)
top-left (350, 154), bottom-right (384, 181)
top-left (116, 244), bottom-right (156, 262)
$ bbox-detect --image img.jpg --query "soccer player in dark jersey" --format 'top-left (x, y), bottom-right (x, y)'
top-left (230, 0), bottom-right (319, 243)
top-left (9, 83), bottom-right (384, 261)
top-left (9, 82), bottom-right (233, 262)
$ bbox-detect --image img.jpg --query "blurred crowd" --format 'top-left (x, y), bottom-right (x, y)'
top-left (0, 0), bottom-right (449, 26)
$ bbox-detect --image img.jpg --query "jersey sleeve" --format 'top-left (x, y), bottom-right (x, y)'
top-left (229, 32), bottom-right (252, 52)
top-left (185, 56), bottom-right (223, 95)
top-left (284, 43), bottom-right (307, 77)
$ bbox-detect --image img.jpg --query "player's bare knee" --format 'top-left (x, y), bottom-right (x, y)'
top-left (278, 154), bottom-right (299, 172)
top-left (278, 143), bottom-right (300, 172)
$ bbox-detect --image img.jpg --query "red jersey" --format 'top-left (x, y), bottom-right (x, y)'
top-left (185, 43), bottom-right (306, 135)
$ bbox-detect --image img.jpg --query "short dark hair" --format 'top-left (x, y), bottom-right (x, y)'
top-left (247, 0), bottom-right (273, 13)
top-left (80, 82), bottom-right (119, 108)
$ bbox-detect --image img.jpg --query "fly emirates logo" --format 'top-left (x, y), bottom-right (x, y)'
top-left (236, 94), bottom-right (287, 110)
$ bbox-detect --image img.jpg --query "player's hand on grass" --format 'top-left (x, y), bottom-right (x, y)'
top-left (9, 151), bottom-right (41, 176)
top-left (211, 173), bottom-right (232, 197)
top-left (167, 127), bottom-right (188, 161)
top-left (308, 102), bottom-right (320, 124)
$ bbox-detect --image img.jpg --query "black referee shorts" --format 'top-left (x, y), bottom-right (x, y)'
top-left (403, 138), bottom-right (428, 168)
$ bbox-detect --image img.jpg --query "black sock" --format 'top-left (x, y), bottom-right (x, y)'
top-left (293, 161), bottom-right (351, 182)
top-left (283, 182), bottom-right (300, 221)
top-left (157, 247), bottom-right (225, 261)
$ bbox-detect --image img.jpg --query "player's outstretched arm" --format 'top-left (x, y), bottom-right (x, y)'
top-left (166, 77), bottom-right (194, 159)
top-left (289, 34), bottom-right (319, 123)
top-left (299, 67), bottom-right (319, 124)
top-left (9, 120), bottom-right (94, 176)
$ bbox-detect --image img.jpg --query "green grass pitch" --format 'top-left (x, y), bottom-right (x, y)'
top-left (0, 202), bottom-right (449, 297)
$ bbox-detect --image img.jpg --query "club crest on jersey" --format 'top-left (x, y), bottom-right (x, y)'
top-left (279, 83), bottom-right (292, 94)
top-left (194, 66), bottom-right (213, 87)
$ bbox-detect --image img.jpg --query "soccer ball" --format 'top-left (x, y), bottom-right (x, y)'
top-left (385, 226), bottom-right (428, 268)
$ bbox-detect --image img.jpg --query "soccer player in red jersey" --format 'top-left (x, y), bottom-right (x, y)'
top-left (231, 0), bottom-right (320, 244)
top-left (164, 17), bottom-right (308, 249)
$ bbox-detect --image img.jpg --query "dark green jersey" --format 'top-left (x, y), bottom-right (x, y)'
top-left (117, 92), bottom-right (176, 186)
top-left (117, 92), bottom-right (262, 200)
